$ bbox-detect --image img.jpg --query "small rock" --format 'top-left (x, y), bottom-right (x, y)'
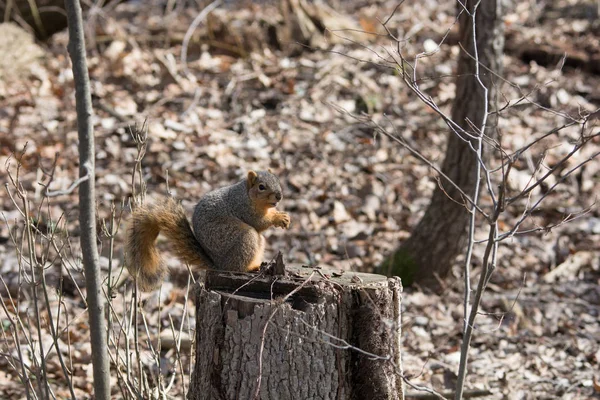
top-left (332, 201), bottom-right (351, 224)
top-left (423, 38), bottom-right (438, 53)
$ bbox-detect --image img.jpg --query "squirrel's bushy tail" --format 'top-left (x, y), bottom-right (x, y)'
top-left (125, 198), bottom-right (213, 291)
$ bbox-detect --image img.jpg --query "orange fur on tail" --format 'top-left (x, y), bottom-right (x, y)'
top-left (125, 198), bottom-right (213, 291)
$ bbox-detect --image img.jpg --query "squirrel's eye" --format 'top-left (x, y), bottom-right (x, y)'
top-left (258, 184), bottom-right (266, 191)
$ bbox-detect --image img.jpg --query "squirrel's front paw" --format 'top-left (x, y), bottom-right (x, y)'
top-left (275, 212), bottom-right (291, 229)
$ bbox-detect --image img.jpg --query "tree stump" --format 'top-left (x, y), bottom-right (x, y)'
top-left (188, 264), bottom-right (404, 400)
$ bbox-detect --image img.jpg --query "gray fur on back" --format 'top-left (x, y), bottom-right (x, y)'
top-left (192, 171), bottom-right (282, 270)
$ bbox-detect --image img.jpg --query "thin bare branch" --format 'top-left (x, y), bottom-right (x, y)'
top-left (180, 0), bottom-right (222, 78)
top-left (44, 162), bottom-right (92, 198)
top-left (507, 130), bottom-right (600, 204)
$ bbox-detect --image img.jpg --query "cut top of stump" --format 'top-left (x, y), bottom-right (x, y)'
top-left (201, 264), bottom-right (398, 305)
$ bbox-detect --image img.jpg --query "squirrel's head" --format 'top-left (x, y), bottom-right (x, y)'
top-left (246, 170), bottom-right (283, 209)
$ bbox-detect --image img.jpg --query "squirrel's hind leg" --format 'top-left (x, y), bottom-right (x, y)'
top-left (246, 234), bottom-right (265, 271)
top-left (213, 227), bottom-right (264, 272)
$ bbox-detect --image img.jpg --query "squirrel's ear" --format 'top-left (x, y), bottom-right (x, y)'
top-left (247, 170), bottom-right (258, 188)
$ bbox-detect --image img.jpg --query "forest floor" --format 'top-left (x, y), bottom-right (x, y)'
top-left (0, 0), bottom-right (599, 399)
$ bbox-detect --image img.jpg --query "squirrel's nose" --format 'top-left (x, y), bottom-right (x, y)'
top-left (275, 192), bottom-right (282, 201)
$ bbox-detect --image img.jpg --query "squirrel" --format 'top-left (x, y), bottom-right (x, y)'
top-left (125, 170), bottom-right (291, 291)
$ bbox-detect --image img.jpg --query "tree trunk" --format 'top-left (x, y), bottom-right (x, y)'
top-left (381, 0), bottom-right (504, 289)
top-left (2, 0), bottom-right (122, 39)
top-left (1, 0), bottom-right (65, 38)
top-left (188, 265), bottom-right (403, 400)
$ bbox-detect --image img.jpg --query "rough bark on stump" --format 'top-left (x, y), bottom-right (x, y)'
top-left (188, 265), bottom-right (403, 400)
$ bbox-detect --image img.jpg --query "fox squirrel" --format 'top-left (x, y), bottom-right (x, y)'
top-left (125, 170), bottom-right (291, 291)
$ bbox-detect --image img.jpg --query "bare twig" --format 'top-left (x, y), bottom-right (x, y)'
top-left (507, 130), bottom-right (600, 204)
top-left (406, 389), bottom-right (492, 399)
top-left (44, 162), bottom-right (92, 198)
top-left (328, 102), bottom-right (491, 220)
top-left (180, 0), bottom-right (222, 78)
